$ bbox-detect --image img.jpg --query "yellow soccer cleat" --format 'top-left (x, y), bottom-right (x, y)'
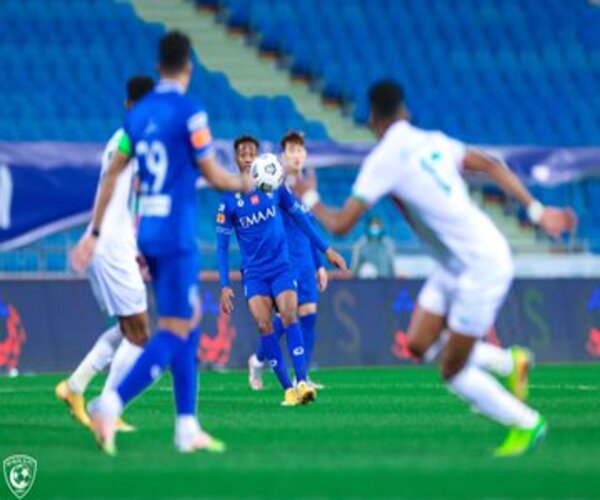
top-left (281, 387), bottom-right (300, 407)
top-left (296, 381), bottom-right (317, 405)
top-left (88, 399), bottom-right (117, 457)
top-left (115, 417), bottom-right (136, 433)
top-left (500, 346), bottom-right (533, 401)
top-left (494, 416), bottom-right (547, 458)
top-left (55, 379), bottom-right (91, 428)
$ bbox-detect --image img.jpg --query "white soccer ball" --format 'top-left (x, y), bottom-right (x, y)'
top-left (251, 153), bottom-right (284, 193)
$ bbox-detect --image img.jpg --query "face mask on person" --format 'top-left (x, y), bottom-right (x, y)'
top-left (368, 224), bottom-right (383, 239)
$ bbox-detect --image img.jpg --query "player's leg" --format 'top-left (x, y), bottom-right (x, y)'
top-left (56, 256), bottom-right (124, 427)
top-left (407, 267), bottom-right (453, 361)
top-left (273, 272), bottom-right (315, 404)
top-left (441, 265), bottom-right (546, 457)
top-left (55, 323), bottom-right (122, 427)
top-left (298, 302), bottom-right (322, 388)
top-left (100, 311), bottom-right (149, 433)
top-left (89, 255), bottom-right (222, 454)
top-left (247, 288), bottom-right (296, 405)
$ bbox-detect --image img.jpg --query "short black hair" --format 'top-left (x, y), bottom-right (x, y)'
top-left (280, 130), bottom-right (305, 149)
top-left (234, 135), bottom-right (260, 152)
top-left (126, 75), bottom-right (155, 103)
top-left (368, 80), bottom-right (405, 119)
top-left (159, 31), bottom-right (191, 73)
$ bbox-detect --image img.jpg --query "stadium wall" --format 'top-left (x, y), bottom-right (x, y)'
top-left (1, 278), bottom-right (599, 372)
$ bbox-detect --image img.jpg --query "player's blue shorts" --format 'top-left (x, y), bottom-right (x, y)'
top-left (146, 252), bottom-right (199, 319)
top-left (295, 265), bottom-right (319, 305)
top-left (243, 265), bottom-right (297, 300)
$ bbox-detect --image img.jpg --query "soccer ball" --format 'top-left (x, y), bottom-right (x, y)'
top-left (251, 153), bottom-right (284, 193)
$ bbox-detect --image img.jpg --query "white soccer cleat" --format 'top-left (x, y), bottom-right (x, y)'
top-left (175, 430), bottom-right (226, 453)
top-left (88, 397), bottom-right (117, 456)
top-left (248, 354), bottom-right (264, 391)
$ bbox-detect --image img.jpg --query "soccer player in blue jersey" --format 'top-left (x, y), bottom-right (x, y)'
top-left (248, 131), bottom-right (327, 390)
top-left (217, 135), bottom-right (347, 406)
top-left (71, 31), bottom-right (251, 455)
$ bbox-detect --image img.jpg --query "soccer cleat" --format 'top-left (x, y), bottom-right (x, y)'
top-left (500, 346), bottom-right (533, 401)
top-left (494, 416), bottom-right (547, 458)
top-left (176, 431), bottom-right (226, 454)
top-left (307, 377), bottom-right (325, 390)
top-left (247, 354), bottom-right (264, 391)
top-left (55, 379), bottom-right (91, 428)
top-left (296, 381), bottom-right (317, 405)
top-left (281, 388), bottom-right (299, 406)
top-left (88, 398), bottom-right (117, 456)
top-left (115, 417), bottom-right (136, 433)
top-left (293, 377), bottom-right (325, 390)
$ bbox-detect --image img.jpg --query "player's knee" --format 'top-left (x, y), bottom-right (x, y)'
top-left (120, 316), bottom-right (149, 347)
top-left (257, 317), bottom-right (272, 333)
top-left (278, 308), bottom-right (297, 327)
top-left (439, 352), bottom-right (467, 381)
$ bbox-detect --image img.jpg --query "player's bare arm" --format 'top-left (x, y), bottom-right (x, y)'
top-left (462, 149), bottom-right (577, 238)
top-left (197, 155), bottom-right (252, 192)
top-left (71, 150), bottom-right (130, 272)
top-left (295, 175), bottom-right (368, 235)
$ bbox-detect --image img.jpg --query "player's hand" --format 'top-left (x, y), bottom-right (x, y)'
top-left (70, 233), bottom-right (97, 272)
top-left (539, 207), bottom-right (578, 239)
top-left (325, 247), bottom-right (348, 273)
top-left (220, 286), bottom-right (235, 315)
top-left (294, 168), bottom-right (318, 198)
top-left (136, 253), bottom-right (152, 281)
top-left (316, 266), bottom-right (328, 292)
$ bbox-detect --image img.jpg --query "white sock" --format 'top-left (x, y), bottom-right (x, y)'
top-left (175, 414), bottom-right (200, 443)
top-left (68, 325), bottom-right (123, 393)
top-left (97, 390), bottom-right (123, 418)
top-left (448, 365), bottom-right (539, 428)
top-left (102, 338), bottom-right (143, 396)
top-left (469, 342), bottom-right (514, 376)
top-left (250, 354), bottom-right (264, 369)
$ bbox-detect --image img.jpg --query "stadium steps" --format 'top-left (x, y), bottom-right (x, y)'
top-left (470, 190), bottom-right (551, 253)
top-left (123, 0), bottom-right (372, 142)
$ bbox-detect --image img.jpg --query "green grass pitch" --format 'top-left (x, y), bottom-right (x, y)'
top-left (1, 365), bottom-right (599, 498)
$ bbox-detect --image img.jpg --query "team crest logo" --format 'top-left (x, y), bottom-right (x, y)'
top-left (3, 455), bottom-right (37, 498)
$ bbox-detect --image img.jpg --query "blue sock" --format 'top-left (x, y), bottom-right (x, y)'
top-left (170, 328), bottom-right (201, 415)
top-left (260, 332), bottom-right (292, 390)
top-left (285, 321), bottom-right (308, 382)
top-left (117, 330), bottom-right (185, 406)
top-left (256, 316), bottom-right (285, 363)
top-left (300, 313), bottom-right (318, 367)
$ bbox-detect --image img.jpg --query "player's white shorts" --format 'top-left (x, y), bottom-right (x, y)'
top-left (418, 257), bottom-right (514, 338)
top-left (87, 252), bottom-right (147, 317)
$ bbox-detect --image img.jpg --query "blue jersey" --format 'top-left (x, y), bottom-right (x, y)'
top-left (216, 184), bottom-right (328, 285)
top-left (120, 80), bottom-right (213, 256)
top-left (280, 205), bottom-right (323, 272)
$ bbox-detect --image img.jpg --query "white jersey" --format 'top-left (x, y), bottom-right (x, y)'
top-left (352, 120), bottom-right (511, 274)
top-left (91, 128), bottom-right (137, 260)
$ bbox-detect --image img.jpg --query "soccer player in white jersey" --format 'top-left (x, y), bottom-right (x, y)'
top-left (297, 80), bottom-right (577, 457)
top-left (55, 76), bottom-right (155, 432)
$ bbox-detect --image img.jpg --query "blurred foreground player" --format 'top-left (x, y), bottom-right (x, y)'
top-left (71, 31), bottom-right (251, 454)
top-left (56, 75), bottom-right (155, 433)
top-left (297, 80), bottom-right (577, 457)
top-left (217, 136), bottom-right (346, 405)
top-left (249, 131), bottom-right (328, 390)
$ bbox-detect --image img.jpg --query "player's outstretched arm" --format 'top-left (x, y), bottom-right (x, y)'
top-left (295, 175), bottom-right (368, 235)
top-left (198, 156), bottom-right (252, 193)
top-left (216, 200), bottom-right (235, 313)
top-left (462, 149), bottom-right (578, 238)
top-left (71, 150), bottom-right (130, 271)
